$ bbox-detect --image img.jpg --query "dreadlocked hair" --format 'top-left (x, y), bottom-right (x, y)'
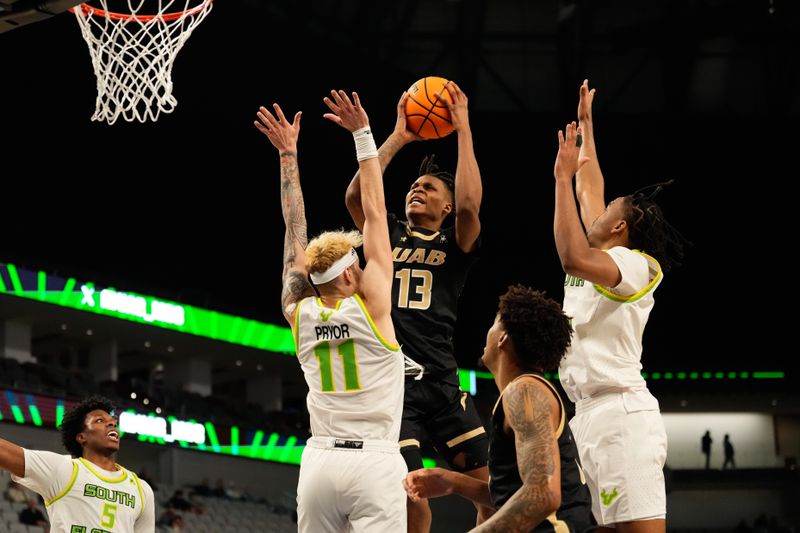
top-left (60, 395), bottom-right (117, 458)
top-left (498, 284), bottom-right (572, 373)
top-left (419, 154), bottom-right (455, 193)
top-left (624, 179), bottom-right (690, 273)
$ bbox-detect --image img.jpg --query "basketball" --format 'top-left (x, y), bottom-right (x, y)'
top-left (405, 76), bottom-right (455, 139)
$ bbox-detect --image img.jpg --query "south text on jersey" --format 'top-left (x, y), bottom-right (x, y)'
top-left (83, 483), bottom-right (136, 509)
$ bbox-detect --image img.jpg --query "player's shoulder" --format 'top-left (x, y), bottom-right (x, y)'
top-left (25, 449), bottom-right (74, 464)
top-left (138, 477), bottom-right (155, 496)
top-left (502, 376), bottom-right (557, 414)
top-left (127, 469), bottom-right (155, 497)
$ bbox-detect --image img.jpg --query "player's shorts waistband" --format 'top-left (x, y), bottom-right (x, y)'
top-left (575, 387), bottom-right (650, 415)
top-left (307, 436), bottom-right (400, 453)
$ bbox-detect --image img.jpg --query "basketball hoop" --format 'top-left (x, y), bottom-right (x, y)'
top-left (71, 0), bottom-right (213, 124)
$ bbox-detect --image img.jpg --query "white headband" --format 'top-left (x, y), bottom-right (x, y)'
top-left (309, 248), bottom-right (358, 284)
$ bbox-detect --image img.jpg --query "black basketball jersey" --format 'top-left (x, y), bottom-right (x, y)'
top-left (488, 373), bottom-right (592, 532)
top-left (388, 213), bottom-right (479, 379)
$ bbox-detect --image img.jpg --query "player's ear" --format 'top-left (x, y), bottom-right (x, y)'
top-left (497, 331), bottom-right (509, 350)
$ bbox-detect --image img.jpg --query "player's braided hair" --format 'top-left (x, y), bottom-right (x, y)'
top-left (624, 179), bottom-right (690, 273)
top-left (60, 395), bottom-right (117, 458)
top-left (498, 285), bottom-right (572, 373)
top-left (419, 154), bottom-right (455, 192)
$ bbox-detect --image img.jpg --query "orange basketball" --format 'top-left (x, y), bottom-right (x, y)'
top-left (405, 76), bottom-right (455, 139)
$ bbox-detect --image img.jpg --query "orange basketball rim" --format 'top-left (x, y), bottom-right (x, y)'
top-left (70, 0), bottom-right (214, 124)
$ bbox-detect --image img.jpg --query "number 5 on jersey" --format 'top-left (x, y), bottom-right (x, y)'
top-left (101, 503), bottom-right (117, 528)
top-left (313, 338), bottom-right (361, 392)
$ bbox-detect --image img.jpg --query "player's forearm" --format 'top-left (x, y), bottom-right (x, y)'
top-left (469, 483), bottom-right (557, 533)
top-left (554, 179), bottom-right (591, 273)
top-left (455, 126), bottom-right (482, 215)
top-left (358, 158), bottom-right (388, 224)
top-left (346, 133), bottom-right (405, 227)
top-left (0, 439), bottom-right (25, 478)
top-left (279, 151), bottom-right (309, 309)
top-left (447, 470), bottom-right (494, 508)
top-left (279, 151), bottom-right (308, 256)
top-left (575, 119), bottom-right (604, 205)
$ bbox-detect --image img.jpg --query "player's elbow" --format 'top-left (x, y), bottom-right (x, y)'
top-left (545, 484), bottom-right (561, 513)
top-left (559, 252), bottom-right (585, 277)
top-left (345, 184), bottom-right (361, 211)
top-left (522, 482), bottom-right (560, 521)
top-left (363, 202), bottom-right (388, 222)
top-left (455, 197), bottom-right (480, 220)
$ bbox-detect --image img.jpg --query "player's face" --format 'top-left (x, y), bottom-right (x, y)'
top-left (587, 196), bottom-right (627, 247)
top-left (405, 176), bottom-right (453, 223)
top-left (480, 314), bottom-right (503, 372)
top-left (78, 409), bottom-right (120, 454)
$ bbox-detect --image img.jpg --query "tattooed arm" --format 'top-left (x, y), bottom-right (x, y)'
top-left (345, 91), bottom-right (422, 230)
top-left (471, 378), bottom-right (561, 533)
top-left (254, 103), bottom-right (315, 324)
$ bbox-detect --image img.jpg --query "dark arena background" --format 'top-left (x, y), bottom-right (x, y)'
top-left (1, 1), bottom-right (797, 531)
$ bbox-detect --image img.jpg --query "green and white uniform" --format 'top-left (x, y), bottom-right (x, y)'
top-left (293, 293), bottom-right (407, 533)
top-left (559, 246), bottom-right (667, 525)
top-left (14, 450), bottom-right (155, 533)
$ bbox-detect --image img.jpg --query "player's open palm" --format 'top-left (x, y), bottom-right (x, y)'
top-left (254, 103), bottom-right (301, 153)
top-left (323, 90), bottom-right (369, 133)
top-left (577, 79), bottom-right (596, 124)
top-left (555, 121), bottom-right (589, 182)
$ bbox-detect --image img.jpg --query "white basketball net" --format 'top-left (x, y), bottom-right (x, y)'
top-left (72, 0), bottom-right (213, 124)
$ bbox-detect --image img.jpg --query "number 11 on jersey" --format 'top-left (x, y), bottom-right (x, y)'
top-left (313, 339), bottom-right (361, 392)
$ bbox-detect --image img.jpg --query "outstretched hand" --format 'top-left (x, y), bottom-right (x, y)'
top-left (323, 90), bottom-right (369, 133)
top-left (254, 103), bottom-right (301, 153)
top-left (577, 79), bottom-right (596, 125)
top-left (554, 121), bottom-right (590, 182)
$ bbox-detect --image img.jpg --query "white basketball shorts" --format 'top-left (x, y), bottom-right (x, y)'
top-left (570, 389), bottom-right (667, 526)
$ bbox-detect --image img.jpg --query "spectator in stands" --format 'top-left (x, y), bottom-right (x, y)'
top-left (167, 489), bottom-right (192, 511)
top-left (138, 467), bottom-right (157, 492)
top-left (19, 498), bottom-right (49, 532)
top-left (224, 480), bottom-right (243, 501)
top-left (192, 477), bottom-right (212, 497)
top-left (212, 478), bottom-right (226, 498)
top-left (170, 514), bottom-right (185, 532)
top-left (4, 478), bottom-right (28, 503)
top-left (723, 434), bottom-right (736, 470)
top-left (701, 430), bottom-right (712, 469)
top-left (157, 507), bottom-right (182, 529)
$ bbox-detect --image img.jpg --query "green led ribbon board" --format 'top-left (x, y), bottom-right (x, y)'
top-left (0, 390), bottom-right (305, 465)
top-left (0, 263), bottom-right (295, 354)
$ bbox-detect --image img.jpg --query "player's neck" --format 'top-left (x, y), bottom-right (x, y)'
top-left (406, 215), bottom-right (441, 232)
top-left (493, 355), bottom-right (523, 392)
top-left (81, 450), bottom-right (118, 471)
top-left (318, 290), bottom-right (350, 308)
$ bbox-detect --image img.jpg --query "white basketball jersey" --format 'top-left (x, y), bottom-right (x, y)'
top-left (559, 247), bottom-right (663, 402)
top-left (293, 294), bottom-right (405, 442)
top-left (14, 450), bottom-right (154, 533)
